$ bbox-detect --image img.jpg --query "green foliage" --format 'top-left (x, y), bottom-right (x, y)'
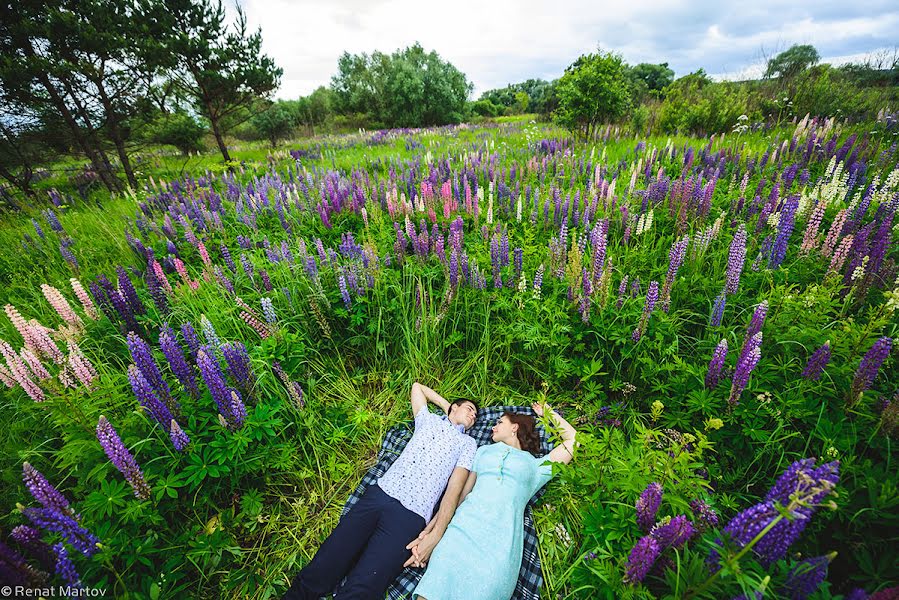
top-left (658, 71), bottom-right (750, 135)
top-left (250, 101), bottom-right (301, 147)
top-left (628, 62), bottom-right (675, 101)
top-left (765, 44), bottom-right (821, 80)
top-left (555, 50), bottom-right (632, 139)
top-left (330, 43), bottom-right (472, 128)
top-left (145, 111), bottom-right (207, 155)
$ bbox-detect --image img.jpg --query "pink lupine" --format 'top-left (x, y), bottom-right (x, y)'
top-left (827, 235), bottom-right (854, 275)
top-left (67, 341), bottom-right (98, 390)
top-left (0, 362), bottom-right (15, 388)
top-left (151, 260), bottom-right (173, 294)
top-left (800, 202), bottom-right (827, 255)
top-left (40, 285), bottom-right (83, 329)
top-left (174, 258), bottom-right (200, 290)
top-left (239, 311), bottom-right (271, 339)
top-left (19, 348), bottom-right (51, 380)
top-left (25, 322), bottom-right (65, 365)
top-left (820, 209), bottom-right (847, 258)
top-left (197, 241), bottom-right (212, 268)
top-left (69, 278), bottom-right (99, 319)
top-left (4, 305), bottom-right (40, 350)
top-left (0, 340), bottom-right (44, 402)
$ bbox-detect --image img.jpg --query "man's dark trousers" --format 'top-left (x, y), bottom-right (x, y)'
top-left (283, 484), bottom-right (426, 600)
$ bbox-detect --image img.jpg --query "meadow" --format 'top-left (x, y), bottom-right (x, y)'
top-left (1, 115), bottom-right (897, 599)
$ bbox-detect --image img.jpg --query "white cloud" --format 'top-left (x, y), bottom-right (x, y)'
top-left (224, 0), bottom-right (898, 99)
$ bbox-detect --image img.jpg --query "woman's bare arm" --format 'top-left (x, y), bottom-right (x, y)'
top-left (533, 402), bottom-right (578, 464)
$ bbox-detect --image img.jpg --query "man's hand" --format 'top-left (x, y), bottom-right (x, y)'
top-left (404, 528), bottom-right (442, 568)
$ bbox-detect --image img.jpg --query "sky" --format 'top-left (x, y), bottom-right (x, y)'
top-left (229, 0), bottom-right (899, 100)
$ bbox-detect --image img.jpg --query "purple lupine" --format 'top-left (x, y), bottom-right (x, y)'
top-left (801, 341), bottom-right (831, 381)
top-left (705, 339), bottom-right (728, 390)
top-left (337, 270), bottom-right (351, 308)
top-left (229, 389), bottom-right (247, 429)
top-left (96, 415), bottom-right (151, 500)
top-left (845, 590), bottom-right (868, 600)
top-left (616, 275), bottom-right (629, 308)
top-left (261, 297), bottom-right (276, 324)
top-left (221, 341), bottom-right (254, 397)
top-left (636, 482), bottom-right (663, 532)
top-left (126, 331), bottom-right (171, 402)
top-left (689, 499), bottom-right (719, 531)
top-left (22, 462), bottom-right (70, 514)
top-left (650, 515), bottom-right (695, 549)
top-left (109, 289), bottom-right (140, 332)
top-left (169, 419), bottom-right (190, 451)
top-left (710, 292), bottom-right (726, 327)
top-left (197, 349), bottom-right (232, 420)
top-left (632, 281), bottom-right (660, 342)
top-left (533, 263), bottom-right (545, 293)
top-left (784, 554), bottom-right (832, 600)
top-left (240, 253), bottom-right (255, 281)
top-left (200, 315), bottom-right (221, 347)
top-left (449, 249), bottom-right (459, 287)
top-left (11, 525), bottom-right (54, 570)
top-left (181, 322), bottom-right (201, 359)
top-left (726, 225), bottom-right (747, 294)
top-left (22, 507), bottom-right (100, 557)
top-left (850, 337), bottom-right (892, 404)
top-left (623, 535), bottom-right (661, 584)
top-left (52, 542), bottom-right (81, 588)
top-left (745, 301), bottom-right (769, 344)
top-left (730, 332), bottom-right (762, 405)
top-left (60, 243), bottom-right (79, 269)
top-left (116, 266), bottom-right (145, 315)
top-left (127, 365), bottom-right (175, 431)
top-left (220, 244), bottom-right (236, 273)
top-left (768, 195), bottom-right (800, 269)
top-left (661, 235), bottom-right (689, 311)
top-left (259, 269), bottom-right (273, 292)
top-left (159, 325), bottom-right (199, 397)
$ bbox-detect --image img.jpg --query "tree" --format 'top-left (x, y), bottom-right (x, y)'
top-left (159, 0), bottom-right (282, 162)
top-left (145, 110), bottom-right (206, 154)
top-left (251, 100), bottom-right (299, 147)
top-left (628, 62), bottom-right (675, 100)
top-left (765, 44), bottom-right (820, 80)
top-left (555, 51), bottom-right (631, 139)
top-left (330, 43), bottom-right (472, 128)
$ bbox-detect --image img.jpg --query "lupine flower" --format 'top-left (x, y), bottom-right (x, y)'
top-left (660, 235), bottom-right (689, 311)
top-left (197, 349), bottom-right (232, 420)
top-left (616, 275), bottom-right (629, 308)
top-left (127, 365), bottom-right (175, 430)
top-left (222, 341), bottom-right (254, 397)
top-left (800, 202), bottom-right (827, 255)
top-left (69, 278), bottom-right (98, 319)
top-left (145, 267), bottom-right (170, 314)
top-left (126, 332), bottom-right (171, 403)
top-left (159, 326), bottom-right (199, 397)
top-left (239, 311), bottom-right (271, 339)
top-left (730, 332), bottom-right (762, 405)
top-left (11, 525), bottom-right (54, 570)
top-left (0, 362), bottom-right (15, 388)
top-left (801, 341), bottom-right (831, 381)
top-left (705, 339), bottom-right (728, 389)
top-left (710, 292), bottom-right (727, 327)
top-left (260, 269), bottom-right (273, 292)
top-left (533, 263), bottom-right (545, 298)
top-left (632, 281), bottom-right (659, 343)
top-left (5, 304), bottom-right (40, 350)
top-left (220, 244), bottom-right (236, 272)
top-left (623, 535), bottom-right (660, 584)
top-left (20, 348), bottom-right (51, 380)
top-left (636, 482), bottom-right (663, 532)
top-left (827, 235), bottom-right (854, 275)
top-left (850, 337), bottom-right (892, 405)
top-left (261, 297), bottom-right (276, 324)
top-left (337, 270), bottom-right (351, 308)
top-left (40, 284), bottom-right (82, 329)
top-left (180, 322), bottom-right (201, 359)
top-left (820, 209), bottom-right (848, 258)
top-left (151, 260), bottom-right (172, 294)
top-left (53, 542), bottom-right (81, 587)
top-left (0, 340), bottom-right (44, 401)
top-left (60, 242), bottom-right (79, 269)
top-left (200, 315), bottom-right (221, 346)
top-left (96, 415), bottom-right (151, 500)
top-left (784, 554), bottom-right (834, 600)
top-left (229, 389), bottom-right (247, 429)
top-left (768, 195), bottom-right (800, 269)
top-left (23, 462), bottom-right (70, 513)
top-left (169, 419), bottom-right (190, 451)
top-left (116, 266), bottom-right (145, 315)
top-left (650, 515), bottom-right (695, 549)
top-left (22, 507), bottom-right (100, 557)
top-left (845, 589), bottom-right (868, 600)
top-left (744, 301), bottom-right (768, 348)
top-left (197, 240), bottom-right (212, 267)
top-left (689, 499), bottom-right (719, 531)
top-left (726, 225), bottom-right (747, 295)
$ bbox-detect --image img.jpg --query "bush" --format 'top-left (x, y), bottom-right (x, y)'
top-left (146, 112), bottom-right (206, 155)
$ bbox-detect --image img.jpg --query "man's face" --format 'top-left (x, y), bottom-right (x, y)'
top-left (448, 401), bottom-right (477, 430)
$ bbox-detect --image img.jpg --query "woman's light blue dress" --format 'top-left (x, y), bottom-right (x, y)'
top-left (413, 442), bottom-right (554, 600)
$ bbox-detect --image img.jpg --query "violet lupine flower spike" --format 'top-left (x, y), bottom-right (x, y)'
top-left (650, 514), bottom-right (696, 549)
top-left (126, 331), bottom-right (172, 403)
top-left (849, 337), bottom-right (892, 405)
top-left (53, 542), bottom-right (82, 588)
top-left (725, 224), bottom-right (747, 295)
top-left (636, 482), bottom-right (663, 532)
top-left (127, 365), bottom-right (175, 431)
top-left (22, 462), bottom-right (70, 514)
top-left (11, 525), bottom-right (55, 570)
top-left (801, 341), bottom-right (831, 381)
top-left (21, 507), bottom-right (100, 557)
top-left (709, 291), bottom-right (726, 327)
top-left (729, 332), bottom-right (762, 406)
top-left (96, 415), bottom-right (151, 500)
top-left (159, 326), bottom-right (199, 398)
top-left (632, 281), bottom-right (660, 343)
top-left (623, 535), bottom-right (660, 584)
top-left (169, 419), bottom-right (190, 451)
top-left (784, 553), bottom-right (836, 600)
top-left (705, 339), bottom-right (728, 390)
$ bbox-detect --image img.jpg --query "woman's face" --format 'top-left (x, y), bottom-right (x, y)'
top-left (491, 415), bottom-right (518, 443)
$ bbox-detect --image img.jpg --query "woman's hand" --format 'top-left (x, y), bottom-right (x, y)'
top-left (532, 401), bottom-right (552, 417)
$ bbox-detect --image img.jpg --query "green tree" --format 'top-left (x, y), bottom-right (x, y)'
top-left (765, 44), bottom-right (821, 80)
top-left (159, 0), bottom-right (282, 162)
top-left (628, 62), bottom-right (675, 101)
top-left (555, 51), bottom-right (631, 139)
top-left (251, 100), bottom-right (300, 147)
top-left (145, 110), bottom-right (206, 154)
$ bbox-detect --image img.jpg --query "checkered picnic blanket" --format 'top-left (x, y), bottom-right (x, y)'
top-left (341, 405), bottom-right (554, 600)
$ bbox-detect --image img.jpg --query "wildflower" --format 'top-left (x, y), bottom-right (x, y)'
top-left (705, 417), bottom-right (724, 431)
top-left (623, 535), bottom-right (660, 584)
top-left (661, 235), bottom-right (690, 312)
top-left (169, 419), bottom-right (190, 451)
top-left (222, 341), bottom-right (254, 398)
top-left (159, 326), bottom-right (199, 397)
top-left (11, 525), bottom-right (54, 570)
top-left (745, 301), bottom-right (768, 342)
top-left (726, 225), bottom-right (747, 294)
top-left (706, 339), bottom-right (728, 389)
top-left (850, 337), bottom-right (892, 405)
top-left (69, 278), bottom-right (98, 319)
top-left (651, 515), bottom-right (695, 549)
top-left (52, 542), bottom-right (81, 588)
top-left (632, 281), bottom-right (660, 342)
top-left (23, 462), bottom-right (70, 514)
top-left (636, 482), bottom-right (663, 532)
top-left (710, 292), bottom-right (727, 327)
top-left (200, 315), bottom-right (221, 346)
top-left (801, 341), bottom-right (831, 381)
top-left (127, 365), bottom-right (175, 430)
top-left (116, 266), bottom-right (145, 316)
top-left (689, 499), bottom-right (719, 531)
top-left (22, 507), bottom-right (100, 557)
top-left (197, 349), bottom-right (232, 419)
top-left (784, 553), bottom-right (835, 600)
top-left (96, 415), bottom-right (151, 500)
top-left (40, 285), bottom-right (82, 330)
top-left (730, 332), bottom-right (762, 405)
top-left (0, 340), bottom-right (44, 402)
top-left (126, 332), bottom-right (172, 404)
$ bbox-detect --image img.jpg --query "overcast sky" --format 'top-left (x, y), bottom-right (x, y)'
top-left (231, 0), bottom-right (899, 100)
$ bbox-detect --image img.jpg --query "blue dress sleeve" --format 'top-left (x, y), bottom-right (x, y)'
top-left (471, 445), bottom-right (488, 474)
top-left (530, 454), bottom-right (554, 496)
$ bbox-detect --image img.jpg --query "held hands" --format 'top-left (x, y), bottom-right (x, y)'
top-left (404, 519), bottom-right (438, 568)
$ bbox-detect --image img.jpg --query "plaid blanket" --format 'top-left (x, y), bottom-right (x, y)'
top-left (340, 405), bottom-right (554, 600)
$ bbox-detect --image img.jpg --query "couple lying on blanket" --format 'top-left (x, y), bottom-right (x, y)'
top-left (282, 382), bottom-right (579, 600)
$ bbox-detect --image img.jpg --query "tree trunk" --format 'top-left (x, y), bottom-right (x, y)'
top-left (59, 77), bottom-right (123, 192)
top-left (0, 162), bottom-right (35, 199)
top-left (209, 114), bottom-right (232, 163)
top-left (96, 79), bottom-right (138, 189)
